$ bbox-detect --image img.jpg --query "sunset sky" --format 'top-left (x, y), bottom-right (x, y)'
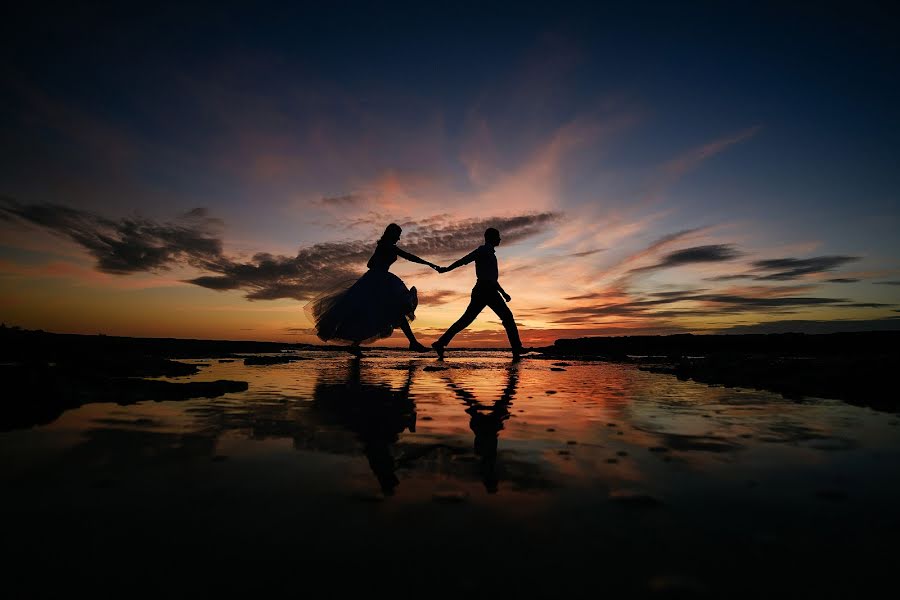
top-left (1, 3), bottom-right (898, 346)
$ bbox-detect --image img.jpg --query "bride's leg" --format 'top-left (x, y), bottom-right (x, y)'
top-left (399, 319), bottom-right (428, 351)
top-left (398, 319), bottom-right (417, 344)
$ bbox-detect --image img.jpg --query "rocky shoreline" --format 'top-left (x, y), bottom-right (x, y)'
top-left (4, 327), bottom-right (898, 432)
top-left (537, 331), bottom-right (900, 411)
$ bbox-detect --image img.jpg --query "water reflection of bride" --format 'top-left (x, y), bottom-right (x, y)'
top-left (442, 364), bottom-right (519, 493)
top-left (311, 359), bottom-right (416, 495)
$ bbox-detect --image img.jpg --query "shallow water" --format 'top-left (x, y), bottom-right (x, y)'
top-left (4, 353), bottom-right (899, 597)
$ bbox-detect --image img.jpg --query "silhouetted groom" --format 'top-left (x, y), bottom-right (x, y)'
top-left (432, 227), bottom-right (523, 359)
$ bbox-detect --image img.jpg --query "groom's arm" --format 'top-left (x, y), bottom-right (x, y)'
top-left (442, 248), bottom-right (478, 272)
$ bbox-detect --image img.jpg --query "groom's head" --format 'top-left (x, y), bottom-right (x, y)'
top-left (484, 227), bottom-right (501, 247)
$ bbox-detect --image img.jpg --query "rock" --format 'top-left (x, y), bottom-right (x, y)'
top-left (90, 479), bottom-right (118, 489)
top-left (552, 362), bottom-right (572, 367)
top-left (609, 490), bottom-right (662, 508)
top-left (432, 490), bottom-right (468, 503)
top-left (351, 491), bottom-right (386, 503)
top-left (550, 367), bottom-right (566, 371)
top-left (816, 489), bottom-right (848, 501)
top-left (118, 378), bottom-right (249, 401)
top-left (647, 574), bottom-right (706, 594)
top-left (545, 390), bottom-right (557, 395)
top-left (546, 427), bottom-right (556, 432)
top-left (423, 365), bottom-right (448, 371)
top-left (616, 451), bottom-right (628, 456)
top-left (243, 355), bottom-right (309, 365)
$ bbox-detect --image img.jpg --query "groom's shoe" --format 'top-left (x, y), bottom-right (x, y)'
top-left (431, 341), bottom-right (446, 360)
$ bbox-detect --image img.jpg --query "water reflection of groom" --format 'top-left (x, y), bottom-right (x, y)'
top-left (443, 365), bottom-right (519, 493)
top-left (312, 360), bottom-right (417, 495)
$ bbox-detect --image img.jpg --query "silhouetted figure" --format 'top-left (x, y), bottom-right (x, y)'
top-left (442, 364), bottom-right (519, 493)
top-left (311, 359), bottom-right (417, 495)
top-left (432, 227), bottom-right (522, 358)
top-left (306, 223), bottom-right (440, 355)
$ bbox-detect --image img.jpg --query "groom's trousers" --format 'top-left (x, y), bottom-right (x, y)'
top-left (436, 281), bottom-right (521, 348)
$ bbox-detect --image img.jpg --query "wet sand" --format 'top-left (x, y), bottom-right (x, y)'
top-left (3, 351), bottom-right (899, 597)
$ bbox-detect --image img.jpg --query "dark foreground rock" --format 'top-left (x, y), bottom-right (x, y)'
top-left (542, 331), bottom-right (900, 412)
top-left (639, 354), bottom-right (899, 411)
top-left (243, 355), bottom-right (312, 365)
top-left (2, 363), bottom-right (248, 431)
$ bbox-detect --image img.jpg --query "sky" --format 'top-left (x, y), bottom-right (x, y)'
top-left (1, 2), bottom-right (899, 346)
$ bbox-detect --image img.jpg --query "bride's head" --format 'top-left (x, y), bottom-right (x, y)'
top-left (380, 223), bottom-right (402, 244)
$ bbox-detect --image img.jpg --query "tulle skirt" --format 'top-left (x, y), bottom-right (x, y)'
top-left (305, 269), bottom-right (418, 344)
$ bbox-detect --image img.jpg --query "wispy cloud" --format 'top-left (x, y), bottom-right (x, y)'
top-left (629, 244), bottom-right (742, 273)
top-left (1, 198), bottom-right (558, 301)
top-left (317, 194), bottom-right (366, 207)
top-left (706, 255), bottom-right (863, 282)
top-left (549, 284), bottom-right (862, 325)
top-left (750, 255), bottom-right (861, 281)
top-left (1, 198), bottom-right (223, 275)
top-left (660, 126), bottom-right (761, 180)
top-left (640, 126), bottom-right (762, 203)
top-left (417, 289), bottom-right (466, 305)
top-left (569, 248), bottom-right (605, 258)
top-left (611, 227), bottom-right (712, 274)
top-left (717, 317), bottom-right (900, 335)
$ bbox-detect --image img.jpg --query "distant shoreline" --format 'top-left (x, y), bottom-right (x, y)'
top-left (4, 325), bottom-right (900, 357)
top-left (3, 326), bottom-right (898, 415)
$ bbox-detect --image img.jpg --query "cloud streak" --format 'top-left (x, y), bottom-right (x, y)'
top-left (629, 244), bottom-right (742, 273)
top-left (750, 255), bottom-right (861, 281)
top-left (1, 198), bottom-right (223, 275)
top-left (1, 198), bottom-right (558, 301)
top-left (549, 287), bottom-right (868, 324)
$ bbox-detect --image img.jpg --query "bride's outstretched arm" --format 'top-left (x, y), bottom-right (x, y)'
top-left (396, 247), bottom-right (438, 269)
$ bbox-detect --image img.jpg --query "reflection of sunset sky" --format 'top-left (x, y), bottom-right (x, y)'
top-left (17, 357), bottom-right (899, 505)
top-left (1, 4), bottom-right (898, 344)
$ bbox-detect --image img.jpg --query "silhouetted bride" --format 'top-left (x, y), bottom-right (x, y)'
top-left (306, 223), bottom-right (439, 355)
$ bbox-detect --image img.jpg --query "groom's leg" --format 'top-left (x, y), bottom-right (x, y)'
top-left (436, 294), bottom-right (487, 347)
top-left (486, 293), bottom-right (522, 349)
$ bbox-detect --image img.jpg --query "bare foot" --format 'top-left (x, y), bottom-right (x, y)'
top-left (409, 341), bottom-right (429, 352)
top-left (431, 341), bottom-right (445, 360)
